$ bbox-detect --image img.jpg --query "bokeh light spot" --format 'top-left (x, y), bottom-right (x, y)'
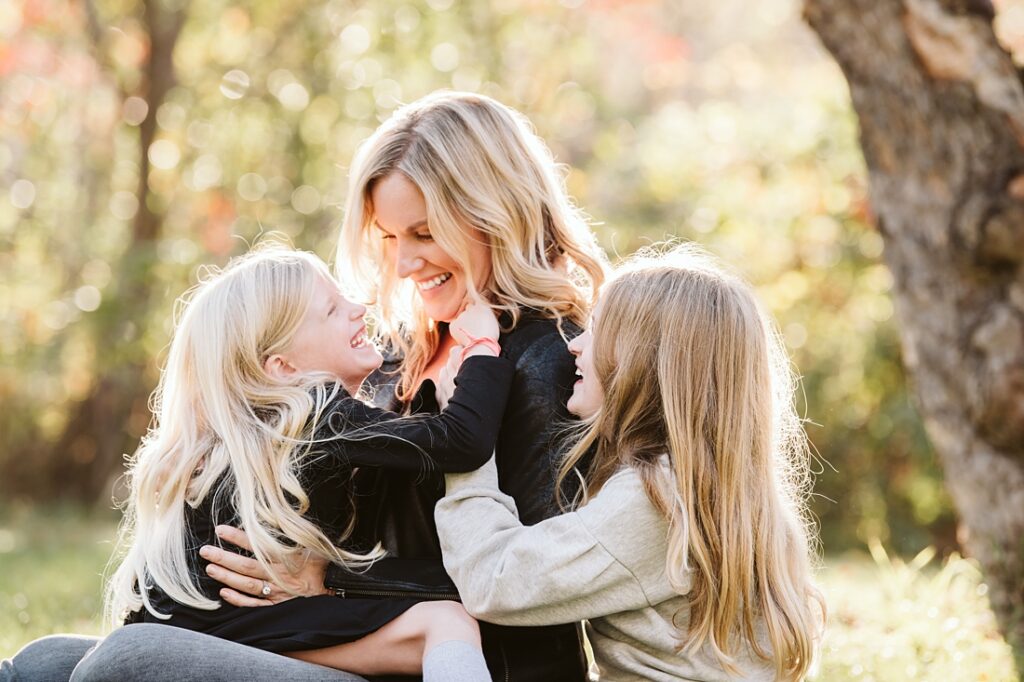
top-left (431, 43), bottom-right (460, 72)
top-left (278, 82), bottom-right (310, 111)
top-left (74, 286), bottom-right (102, 312)
top-left (220, 70), bottom-right (251, 100)
top-left (10, 179), bottom-right (36, 209)
top-left (148, 140), bottom-right (181, 170)
top-left (122, 97), bottom-right (149, 126)
top-left (109, 191), bottom-right (140, 220)
top-left (291, 185), bottom-right (321, 215)
top-left (237, 173), bottom-right (267, 202)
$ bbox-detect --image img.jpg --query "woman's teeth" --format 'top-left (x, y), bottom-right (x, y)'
top-left (350, 331), bottom-right (368, 349)
top-left (417, 272), bottom-right (452, 291)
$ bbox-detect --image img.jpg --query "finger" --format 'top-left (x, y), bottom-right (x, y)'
top-left (199, 544), bottom-right (266, 579)
top-left (219, 587), bottom-right (273, 609)
top-left (215, 525), bottom-right (254, 552)
top-left (205, 562), bottom-right (269, 598)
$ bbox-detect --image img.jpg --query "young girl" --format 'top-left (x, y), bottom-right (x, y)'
top-left (435, 244), bottom-right (826, 681)
top-left (105, 242), bottom-right (506, 680)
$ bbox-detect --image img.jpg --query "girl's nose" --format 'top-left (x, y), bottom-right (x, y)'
top-left (567, 335), bottom-right (582, 357)
top-left (349, 302), bottom-right (366, 320)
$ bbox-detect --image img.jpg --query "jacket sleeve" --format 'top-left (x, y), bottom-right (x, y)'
top-left (435, 457), bottom-right (656, 626)
top-left (315, 355), bottom-right (515, 473)
top-left (495, 325), bottom-right (585, 525)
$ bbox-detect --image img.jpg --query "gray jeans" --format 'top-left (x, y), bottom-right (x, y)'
top-left (1, 625), bottom-right (370, 682)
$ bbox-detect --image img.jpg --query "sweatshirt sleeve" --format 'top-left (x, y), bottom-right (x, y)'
top-left (435, 457), bottom-right (657, 626)
top-left (315, 355), bottom-right (514, 473)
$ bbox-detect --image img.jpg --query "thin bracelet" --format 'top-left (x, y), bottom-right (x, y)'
top-left (458, 332), bottom-right (501, 363)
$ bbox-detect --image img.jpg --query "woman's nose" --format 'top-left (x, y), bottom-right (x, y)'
top-left (395, 241), bottom-right (425, 278)
top-left (349, 302), bottom-right (367, 319)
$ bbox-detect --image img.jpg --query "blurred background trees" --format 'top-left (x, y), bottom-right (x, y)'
top-left (7, 0), bottom-right (1024, 563)
top-left (807, 0), bottom-right (1024, 658)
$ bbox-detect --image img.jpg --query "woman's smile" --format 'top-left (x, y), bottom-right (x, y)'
top-left (371, 172), bottom-right (492, 323)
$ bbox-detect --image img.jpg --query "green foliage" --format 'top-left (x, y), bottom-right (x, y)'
top-left (0, 0), bottom-right (959, 552)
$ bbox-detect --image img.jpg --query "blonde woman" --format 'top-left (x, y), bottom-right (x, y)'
top-left (101, 243), bottom-right (515, 680)
top-left (435, 245), bottom-right (826, 680)
top-left (7, 92), bottom-right (607, 682)
top-left (196, 92), bottom-right (608, 681)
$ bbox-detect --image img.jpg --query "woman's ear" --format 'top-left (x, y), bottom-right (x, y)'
top-left (264, 354), bottom-right (297, 380)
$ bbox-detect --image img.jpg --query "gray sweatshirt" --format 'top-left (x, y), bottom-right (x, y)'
top-left (435, 457), bottom-right (775, 681)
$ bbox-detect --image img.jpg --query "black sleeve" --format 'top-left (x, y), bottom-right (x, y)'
top-left (495, 325), bottom-right (585, 526)
top-left (314, 355), bottom-right (515, 474)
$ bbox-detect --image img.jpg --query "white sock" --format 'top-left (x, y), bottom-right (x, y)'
top-left (422, 640), bottom-right (491, 682)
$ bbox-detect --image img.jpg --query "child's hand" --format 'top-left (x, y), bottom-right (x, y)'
top-left (450, 301), bottom-right (498, 347)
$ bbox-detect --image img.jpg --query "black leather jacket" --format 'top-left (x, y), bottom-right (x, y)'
top-left (326, 313), bottom-right (589, 682)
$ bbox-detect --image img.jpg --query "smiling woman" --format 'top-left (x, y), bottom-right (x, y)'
top-left (370, 172), bottom-right (493, 326)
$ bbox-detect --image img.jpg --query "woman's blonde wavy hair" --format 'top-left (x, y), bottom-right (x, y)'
top-left (338, 90), bottom-right (608, 399)
top-left (557, 244), bottom-right (825, 680)
top-left (105, 243), bottom-right (383, 625)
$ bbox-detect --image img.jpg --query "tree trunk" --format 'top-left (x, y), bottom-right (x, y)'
top-left (804, 0), bottom-right (1024, 661)
top-left (47, 0), bottom-right (187, 500)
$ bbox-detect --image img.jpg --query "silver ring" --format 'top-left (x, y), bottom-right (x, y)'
top-left (261, 581), bottom-right (272, 597)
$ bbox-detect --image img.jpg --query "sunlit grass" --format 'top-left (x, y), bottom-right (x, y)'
top-left (0, 504), bottom-right (115, 656)
top-left (1, 507), bottom-right (1018, 681)
top-left (814, 541), bottom-right (1018, 681)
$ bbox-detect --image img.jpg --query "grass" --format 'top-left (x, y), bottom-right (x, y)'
top-left (0, 507), bottom-right (1019, 680)
top-left (0, 504), bottom-right (115, 655)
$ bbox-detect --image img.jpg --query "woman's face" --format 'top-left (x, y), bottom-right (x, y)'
top-left (370, 172), bottom-right (492, 323)
top-left (566, 301), bottom-right (604, 419)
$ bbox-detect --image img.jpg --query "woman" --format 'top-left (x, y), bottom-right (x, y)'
top-left (316, 89), bottom-right (608, 680)
top-left (435, 245), bottom-right (826, 680)
top-left (2, 91), bottom-right (607, 682)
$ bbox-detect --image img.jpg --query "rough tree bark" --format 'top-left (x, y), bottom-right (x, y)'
top-left (46, 0), bottom-right (188, 500)
top-left (805, 0), bottom-right (1024, 660)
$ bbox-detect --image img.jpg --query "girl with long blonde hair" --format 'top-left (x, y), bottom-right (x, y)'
top-left (104, 241), bottom-right (514, 680)
top-left (436, 243), bottom-right (826, 680)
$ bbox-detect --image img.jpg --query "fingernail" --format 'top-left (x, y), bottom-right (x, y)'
top-left (199, 546), bottom-right (213, 559)
top-left (215, 525), bottom-right (227, 536)
top-left (205, 564), bottom-right (217, 575)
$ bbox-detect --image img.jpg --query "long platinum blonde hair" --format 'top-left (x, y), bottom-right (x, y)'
top-left (106, 244), bottom-right (383, 625)
top-left (557, 244), bottom-right (825, 680)
top-left (338, 90), bottom-right (608, 399)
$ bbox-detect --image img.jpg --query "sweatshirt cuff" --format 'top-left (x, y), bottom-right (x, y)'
top-left (444, 453), bottom-right (499, 494)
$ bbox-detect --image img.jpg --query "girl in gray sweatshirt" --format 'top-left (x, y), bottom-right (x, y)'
top-left (436, 244), bottom-right (826, 681)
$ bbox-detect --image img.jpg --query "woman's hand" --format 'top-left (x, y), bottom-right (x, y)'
top-left (199, 525), bottom-right (330, 607)
top-left (450, 301), bottom-right (499, 346)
